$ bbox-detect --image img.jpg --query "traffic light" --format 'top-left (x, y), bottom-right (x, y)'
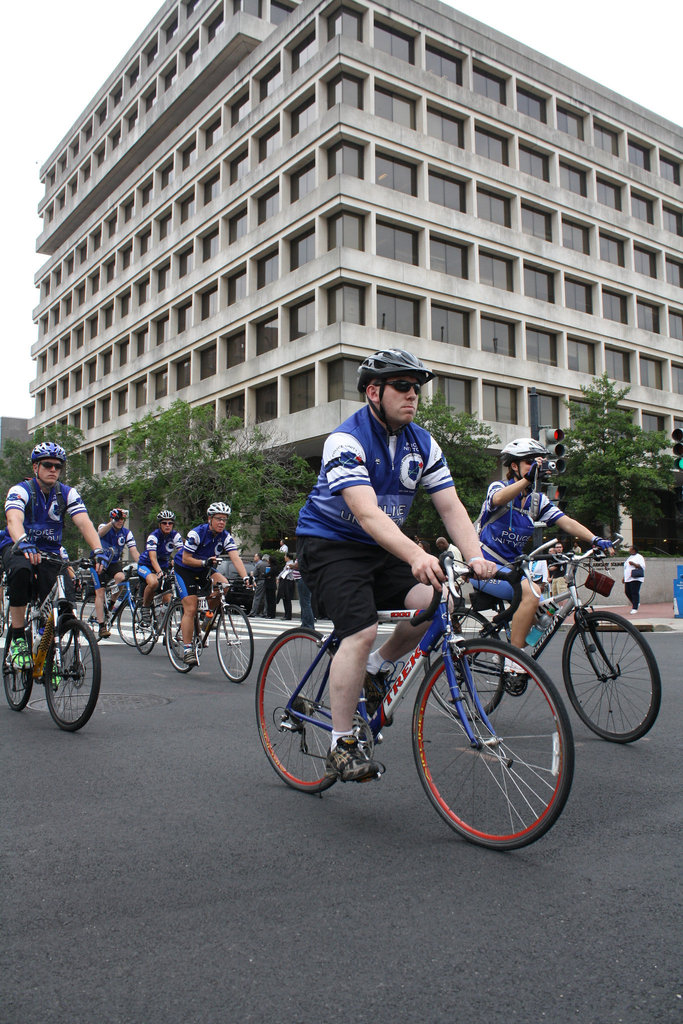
top-left (672, 428), bottom-right (683, 470)
top-left (541, 427), bottom-right (566, 473)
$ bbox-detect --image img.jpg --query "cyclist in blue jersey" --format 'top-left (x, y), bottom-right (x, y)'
top-left (92, 508), bottom-right (140, 639)
top-left (296, 348), bottom-right (498, 783)
top-left (174, 501), bottom-right (250, 666)
top-left (137, 510), bottom-right (183, 622)
top-left (0, 442), bottom-right (110, 669)
top-left (474, 437), bottom-right (613, 656)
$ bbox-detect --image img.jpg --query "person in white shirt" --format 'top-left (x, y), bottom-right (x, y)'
top-left (623, 545), bottom-right (646, 614)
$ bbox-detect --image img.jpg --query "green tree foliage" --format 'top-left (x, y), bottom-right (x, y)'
top-left (561, 374), bottom-right (674, 536)
top-left (108, 401), bottom-right (315, 542)
top-left (407, 393), bottom-right (500, 538)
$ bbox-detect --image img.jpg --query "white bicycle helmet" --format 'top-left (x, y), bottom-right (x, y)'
top-left (157, 509), bottom-right (176, 521)
top-left (501, 438), bottom-right (548, 465)
top-left (207, 502), bottom-right (231, 517)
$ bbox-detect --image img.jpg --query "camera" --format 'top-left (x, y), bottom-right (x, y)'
top-left (538, 457), bottom-right (566, 478)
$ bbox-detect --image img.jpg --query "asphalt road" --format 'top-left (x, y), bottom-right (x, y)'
top-left (2, 623), bottom-right (680, 1024)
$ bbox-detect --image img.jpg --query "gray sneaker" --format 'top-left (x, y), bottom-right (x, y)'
top-left (183, 647), bottom-right (198, 666)
top-left (325, 736), bottom-right (383, 783)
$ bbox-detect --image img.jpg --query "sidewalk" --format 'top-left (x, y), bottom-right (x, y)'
top-left (601, 602), bottom-right (683, 633)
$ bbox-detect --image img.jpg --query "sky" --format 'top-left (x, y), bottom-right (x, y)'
top-left (2, 0), bottom-right (681, 423)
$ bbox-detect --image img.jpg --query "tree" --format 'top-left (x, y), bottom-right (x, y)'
top-left (561, 374), bottom-right (674, 537)
top-left (407, 393), bottom-right (500, 539)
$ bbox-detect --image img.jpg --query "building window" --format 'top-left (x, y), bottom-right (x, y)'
top-left (670, 312), bottom-right (683, 340)
top-left (138, 228), bottom-right (152, 256)
top-left (642, 413), bottom-right (665, 433)
top-left (431, 305), bottom-right (469, 347)
top-left (117, 338), bottom-right (129, 365)
top-left (605, 348), bottom-right (630, 382)
top-left (632, 192), bottom-right (654, 224)
top-left (291, 94), bottom-right (317, 135)
top-left (560, 162), bottom-right (587, 196)
top-left (203, 172), bottom-right (220, 204)
top-left (155, 315), bottom-right (169, 345)
top-left (473, 66), bottom-right (506, 103)
top-left (517, 86), bottom-right (546, 123)
top-left (526, 328), bottom-right (557, 366)
top-left (483, 383), bottom-right (517, 423)
top-left (258, 123), bottom-right (281, 163)
top-left (479, 252), bottom-right (512, 290)
top-left (375, 86), bottom-right (415, 128)
top-left (672, 363), bottom-right (683, 391)
top-left (562, 218), bottom-right (589, 253)
top-left (227, 268), bottom-right (246, 304)
top-left (176, 357), bottom-right (191, 389)
top-left (425, 44), bottom-right (462, 85)
top-left (634, 246), bottom-right (657, 278)
top-left (257, 250), bottom-right (279, 288)
top-left (378, 222), bottom-right (418, 265)
top-left (637, 300), bottom-right (660, 333)
top-left (226, 331), bottom-right (245, 367)
top-left (290, 228), bottom-right (315, 269)
top-left (177, 300), bottom-right (193, 333)
top-left (328, 358), bottom-right (362, 401)
top-left (375, 154), bottom-right (416, 195)
top-left (158, 210), bottom-right (172, 239)
top-left (203, 228), bottom-right (219, 262)
top-left (201, 285), bottom-right (218, 320)
top-left (603, 289), bottom-right (628, 323)
top-left (475, 127), bottom-right (508, 164)
top-left (231, 93), bottom-right (249, 126)
top-left (377, 292), bottom-right (419, 335)
top-left (117, 388), bottom-right (128, 415)
top-left (594, 122), bottom-right (619, 155)
top-left (328, 283), bottom-right (365, 325)
top-left (204, 117), bottom-right (222, 149)
top-left (180, 191), bottom-right (195, 222)
top-left (255, 382), bottom-right (277, 423)
top-left (291, 32), bottom-right (316, 71)
top-left (640, 356), bottom-right (662, 389)
top-left (538, 394), bottom-right (560, 428)
top-left (259, 62), bottom-right (282, 100)
top-left (135, 378), bottom-right (147, 408)
top-left (430, 236), bottom-right (467, 277)
top-left (200, 344), bottom-right (217, 378)
top-left (328, 210), bottom-right (364, 249)
top-left (599, 233), bottom-right (624, 266)
top-left (478, 188), bottom-right (510, 227)
top-left (183, 37), bottom-right (200, 69)
top-left (207, 10), bottom-right (224, 41)
top-left (156, 262), bottom-right (170, 292)
top-left (427, 107), bottom-right (464, 147)
top-left (428, 171), bottom-right (465, 212)
top-left (519, 144), bottom-right (549, 181)
top-left (290, 159), bottom-right (316, 201)
top-left (481, 317), bottom-right (514, 356)
top-left (524, 265), bottom-right (555, 303)
top-left (327, 72), bottom-right (363, 110)
top-left (557, 105), bottom-right (584, 140)
top-left (628, 139), bottom-right (651, 171)
top-left (660, 155), bottom-right (680, 185)
top-left (327, 7), bottom-right (362, 41)
top-left (182, 140), bottom-right (197, 170)
top-left (328, 140), bottom-right (363, 178)
top-left (258, 185), bottom-right (279, 224)
top-left (567, 338), bottom-right (595, 374)
top-left (178, 246), bottom-right (194, 277)
top-left (290, 297), bottom-right (315, 340)
top-left (664, 206), bottom-right (683, 237)
top-left (666, 257), bottom-right (683, 288)
top-left (374, 21), bottom-right (414, 63)
top-left (565, 277), bottom-right (592, 313)
top-left (597, 177), bottom-right (621, 210)
top-left (155, 368), bottom-right (168, 399)
top-left (290, 369), bottom-right (315, 413)
top-left (228, 206), bottom-right (247, 242)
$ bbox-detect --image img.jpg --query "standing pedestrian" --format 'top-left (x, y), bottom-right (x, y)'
top-left (276, 553), bottom-right (295, 619)
top-left (249, 551), bottom-right (267, 617)
top-left (264, 555), bottom-right (277, 618)
top-left (623, 545), bottom-right (646, 614)
top-left (548, 542), bottom-right (567, 597)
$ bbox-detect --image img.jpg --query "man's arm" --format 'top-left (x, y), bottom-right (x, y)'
top-left (74, 513), bottom-right (107, 552)
top-left (555, 515), bottom-right (608, 549)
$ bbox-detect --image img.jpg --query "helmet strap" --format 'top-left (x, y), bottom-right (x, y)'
top-left (367, 383), bottom-right (405, 437)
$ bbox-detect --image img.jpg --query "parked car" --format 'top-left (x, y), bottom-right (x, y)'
top-left (218, 559), bottom-right (254, 612)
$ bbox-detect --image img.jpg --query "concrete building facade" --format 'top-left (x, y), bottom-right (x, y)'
top-left (32, 0), bottom-right (683, 476)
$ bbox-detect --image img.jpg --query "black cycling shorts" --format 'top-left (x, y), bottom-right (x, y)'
top-left (175, 563), bottom-right (212, 599)
top-left (2, 547), bottom-right (60, 606)
top-left (297, 535), bottom-right (417, 640)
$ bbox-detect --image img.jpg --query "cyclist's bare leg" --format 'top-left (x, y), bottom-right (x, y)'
top-left (142, 574), bottom-right (160, 608)
top-left (373, 582), bottom-right (433, 663)
top-left (94, 587), bottom-right (106, 625)
top-left (329, 622), bottom-right (378, 733)
top-left (181, 594), bottom-right (198, 644)
top-left (10, 606), bottom-right (27, 629)
top-left (509, 577), bottom-right (540, 648)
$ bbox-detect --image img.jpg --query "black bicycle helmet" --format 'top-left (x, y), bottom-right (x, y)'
top-left (357, 349), bottom-right (434, 393)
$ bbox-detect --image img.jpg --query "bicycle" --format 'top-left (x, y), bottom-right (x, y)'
top-left (458, 536), bottom-right (661, 744)
top-left (2, 552), bottom-right (101, 731)
top-left (255, 555), bottom-right (575, 851)
top-left (0, 572), bottom-right (8, 638)
top-left (164, 581), bottom-right (254, 683)
top-left (131, 570), bottom-right (178, 655)
top-left (79, 563), bottom-right (140, 645)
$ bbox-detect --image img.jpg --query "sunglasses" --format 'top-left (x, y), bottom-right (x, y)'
top-left (40, 461), bottom-right (63, 471)
top-left (384, 380), bottom-right (421, 395)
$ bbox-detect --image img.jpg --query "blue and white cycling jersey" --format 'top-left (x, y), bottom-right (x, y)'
top-left (98, 523), bottom-right (137, 558)
top-left (296, 405), bottom-right (454, 545)
top-left (174, 523), bottom-right (237, 567)
top-left (138, 528), bottom-right (183, 570)
top-left (478, 481), bottom-right (564, 566)
top-left (0, 480), bottom-right (87, 555)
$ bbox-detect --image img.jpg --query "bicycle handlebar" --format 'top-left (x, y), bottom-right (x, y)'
top-left (410, 552), bottom-right (523, 628)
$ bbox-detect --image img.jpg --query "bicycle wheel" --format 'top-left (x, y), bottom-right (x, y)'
top-left (255, 628), bottom-right (337, 793)
top-left (2, 628), bottom-right (33, 711)
top-left (562, 611), bottom-right (661, 742)
top-left (114, 598), bottom-right (136, 646)
top-left (451, 606), bottom-right (491, 639)
top-left (132, 604), bottom-right (158, 655)
top-left (216, 604), bottom-right (254, 683)
top-left (164, 599), bottom-right (192, 673)
top-left (412, 638), bottom-right (574, 851)
top-left (44, 618), bottom-right (101, 731)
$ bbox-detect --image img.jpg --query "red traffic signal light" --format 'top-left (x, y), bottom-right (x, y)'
top-left (541, 427), bottom-right (566, 467)
top-left (673, 428), bottom-right (683, 470)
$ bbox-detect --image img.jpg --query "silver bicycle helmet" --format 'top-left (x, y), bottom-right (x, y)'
top-left (207, 501), bottom-right (231, 517)
top-left (357, 349), bottom-right (434, 393)
top-left (157, 509), bottom-right (176, 521)
top-left (501, 438), bottom-right (548, 465)
top-left (31, 441), bottom-right (66, 464)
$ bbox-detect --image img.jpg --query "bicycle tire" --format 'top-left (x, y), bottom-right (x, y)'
top-left (255, 628), bottom-right (337, 793)
top-left (216, 604), bottom-right (254, 683)
top-left (44, 617), bottom-right (101, 731)
top-left (412, 638), bottom-right (574, 851)
top-left (451, 606), bottom-right (492, 639)
top-left (132, 604), bottom-right (158, 654)
top-left (562, 610), bottom-right (661, 743)
top-left (114, 598), bottom-right (136, 646)
top-left (2, 628), bottom-right (33, 711)
top-left (164, 599), bottom-right (192, 673)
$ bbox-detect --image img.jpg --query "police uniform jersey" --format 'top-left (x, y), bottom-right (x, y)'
top-left (138, 528), bottom-right (183, 570)
top-left (174, 523), bottom-right (237, 567)
top-left (478, 481), bottom-right (564, 566)
top-left (98, 524), bottom-right (137, 559)
top-left (296, 405), bottom-right (454, 545)
top-left (0, 480), bottom-right (87, 555)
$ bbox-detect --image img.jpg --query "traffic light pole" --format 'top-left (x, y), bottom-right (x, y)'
top-left (529, 388), bottom-right (539, 441)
